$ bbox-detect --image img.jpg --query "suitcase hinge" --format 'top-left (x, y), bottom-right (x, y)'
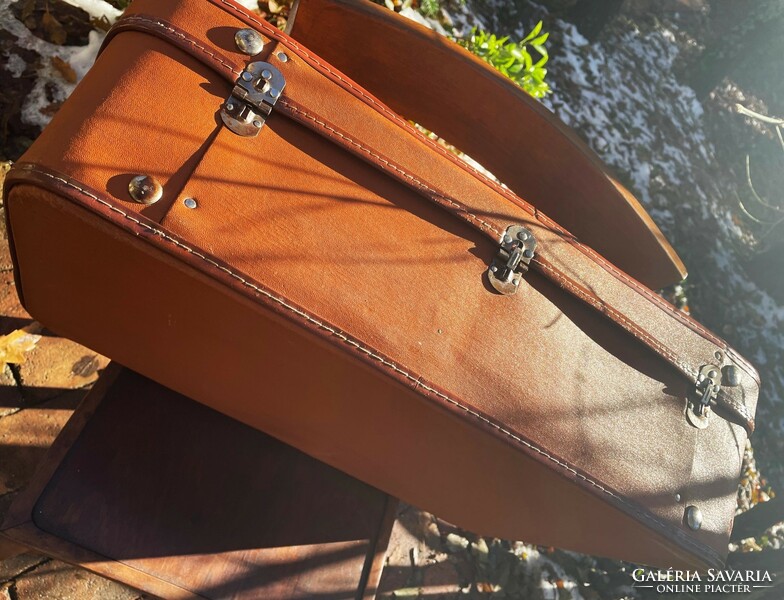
top-left (221, 62), bottom-right (286, 137)
top-left (488, 225), bottom-right (537, 295)
top-left (686, 364), bottom-right (721, 429)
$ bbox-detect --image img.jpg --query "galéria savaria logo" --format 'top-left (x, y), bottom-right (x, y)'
top-left (632, 568), bottom-right (775, 594)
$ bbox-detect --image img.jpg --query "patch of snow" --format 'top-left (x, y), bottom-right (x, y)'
top-left (61, 0), bottom-right (122, 23)
top-left (3, 52), bottom-right (26, 77)
top-left (1, 0), bottom-right (105, 128)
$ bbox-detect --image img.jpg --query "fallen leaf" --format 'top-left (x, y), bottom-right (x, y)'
top-left (42, 11), bottom-right (67, 45)
top-left (51, 56), bottom-right (77, 83)
top-left (90, 15), bottom-right (112, 32)
top-left (0, 329), bottom-right (42, 370)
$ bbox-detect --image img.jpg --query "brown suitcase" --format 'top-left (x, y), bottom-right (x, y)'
top-left (2, 0), bottom-right (758, 570)
top-left (1, 366), bottom-right (397, 599)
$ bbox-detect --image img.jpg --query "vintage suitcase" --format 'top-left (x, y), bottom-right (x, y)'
top-left (3, 0), bottom-right (758, 570)
top-left (1, 366), bottom-right (397, 599)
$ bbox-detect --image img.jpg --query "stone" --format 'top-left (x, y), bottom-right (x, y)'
top-left (0, 553), bottom-right (48, 583)
top-left (13, 560), bottom-right (140, 600)
top-left (13, 336), bottom-right (109, 402)
top-left (0, 393), bottom-right (80, 495)
top-left (0, 364), bottom-right (24, 418)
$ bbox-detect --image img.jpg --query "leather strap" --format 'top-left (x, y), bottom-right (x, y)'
top-left (286, 0), bottom-right (687, 291)
top-left (99, 8), bottom-right (756, 435)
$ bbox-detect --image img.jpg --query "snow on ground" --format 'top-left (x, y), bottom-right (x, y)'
top-left (60, 0), bottom-right (121, 22)
top-left (0, 0), bottom-right (105, 129)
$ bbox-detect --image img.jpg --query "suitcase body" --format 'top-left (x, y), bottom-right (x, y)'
top-left (3, 0), bottom-right (758, 569)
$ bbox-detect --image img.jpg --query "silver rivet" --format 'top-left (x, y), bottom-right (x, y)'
top-left (674, 493), bottom-right (682, 502)
top-left (261, 69), bottom-right (273, 80)
top-left (128, 175), bottom-right (163, 205)
top-left (714, 350), bottom-right (723, 361)
top-left (183, 197), bottom-right (197, 209)
top-left (517, 231), bottom-right (529, 241)
top-left (235, 28), bottom-right (264, 55)
top-left (241, 71), bottom-right (253, 82)
top-left (685, 506), bottom-right (703, 531)
top-left (524, 249), bottom-right (534, 259)
top-left (269, 88), bottom-right (280, 98)
top-left (252, 120), bottom-right (262, 128)
top-left (502, 234), bottom-right (513, 244)
top-left (276, 51), bottom-right (289, 63)
top-left (708, 369), bottom-right (718, 379)
top-left (226, 103), bottom-right (235, 111)
top-left (723, 365), bottom-right (742, 387)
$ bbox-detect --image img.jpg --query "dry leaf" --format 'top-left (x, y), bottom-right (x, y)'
top-left (42, 11), bottom-right (67, 45)
top-left (51, 56), bottom-right (77, 83)
top-left (0, 329), bottom-right (42, 370)
top-left (90, 15), bottom-right (112, 32)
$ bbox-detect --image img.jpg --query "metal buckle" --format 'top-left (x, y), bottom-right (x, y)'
top-left (221, 62), bottom-right (286, 137)
top-left (686, 364), bottom-right (721, 429)
top-left (487, 225), bottom-right (537, 295)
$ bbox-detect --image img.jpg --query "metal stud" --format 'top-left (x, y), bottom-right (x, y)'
top-left (235, 28), bottom-right (264, 56)
top-left (128, 175), bottom-right (162, 205)
top-left (674, 493), bottom-right (682, 503)
top-left (261, 69), bottom-right (273, 80)
top-left (517, 231), bottom-right (529, 241)
top-left (276, 51), bottom-right (289, 63)
top-left (253, 120), bottom-right (262, 128)
top-left (685, 506), bottom-right (703, 531)
top-left (183, 197), bottom-right (198, 209)
top-left (269, 88), bottom-right (280, 98)
top-left (241, 71), bottom-right (253, 82)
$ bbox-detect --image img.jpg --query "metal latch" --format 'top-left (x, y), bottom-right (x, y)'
top-left (488, 225), bottom-right (537, 295)
top-left (221, 62), bottom-right (286, 137)
top-left (686, 364), bottom-right (721, 429)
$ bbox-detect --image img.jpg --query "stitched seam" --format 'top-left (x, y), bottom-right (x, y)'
top-left (119, 6), bottom-right (756, 386)
top-left (536, 260), bottom-right (694, 377)
top-left (13, 163), bottom-right (717, 559)
top-left (118, 15), bottom-right (241, 75)
top-left (538, 258), bottom-right (753, 431)
top-left (216, 0), bottom-right (759, 384)
top-left (279, 100), bottom-right (502, 237)
top-left (282, 94), bottom-right (760, 430)
top-left (211, 0), bottom-right (530, 212)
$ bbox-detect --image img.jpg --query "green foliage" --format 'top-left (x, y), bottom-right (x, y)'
top-left (458, 22), bottom-right (551, 99)
top-left (418, 0), bottom-right (442, 18)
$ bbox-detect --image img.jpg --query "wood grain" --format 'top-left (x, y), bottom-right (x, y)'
top-left (2, 367), bottom-right (396, 599)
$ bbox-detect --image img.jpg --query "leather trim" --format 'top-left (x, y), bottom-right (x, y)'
top-left (3, 164), bottom-right (728, 568)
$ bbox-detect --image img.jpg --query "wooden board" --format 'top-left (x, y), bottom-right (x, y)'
top-left (1, 366), bottom-right (396, 599)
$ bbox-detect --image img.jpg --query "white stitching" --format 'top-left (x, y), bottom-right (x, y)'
top-left (214, 0), bottom-right (759, 385)
top-left (279, 100), bottom-right (502, 237)
top-left (536, 260), bottom-right (695, 378)
top-left (12, 163), bottom-right (721, 559)
top-left (116, 7), bottom-right (759, 387)
top-left (118, 15), bottom-right (241, 75)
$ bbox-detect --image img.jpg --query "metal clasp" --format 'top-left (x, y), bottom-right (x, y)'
top-left (488, 225), bottom-right (537, 295)
top-left (221, 62), bottom-right (286, 137)
top-left (686, 364), bottom-right (721, 429)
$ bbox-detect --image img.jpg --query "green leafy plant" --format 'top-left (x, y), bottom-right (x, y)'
top-left (418, 0), bottom-right (442, 18)
top-left (458, 22), bottom-right (551, 99)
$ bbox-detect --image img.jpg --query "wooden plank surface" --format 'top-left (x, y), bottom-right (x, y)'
top-left (2, 367), bottom-right (396, 599)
